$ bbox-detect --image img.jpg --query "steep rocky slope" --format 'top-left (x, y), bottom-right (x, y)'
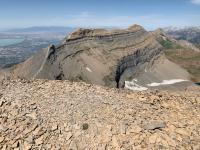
top-left (152, 28), bottom-right (200, 52)
top-left (6, 24), bottom-right (191, 89)
top-left (151, 29), bottom-right (200, 82)
top-left (0, 79), bottom-right (200, 149)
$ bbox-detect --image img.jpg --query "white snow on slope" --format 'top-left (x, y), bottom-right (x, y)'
top-left (125, 81), bottom-right (148, 91)
top-left (147, 79), bottom-right (188, 87)
top-left (86, 67), bottom-right (92, 72)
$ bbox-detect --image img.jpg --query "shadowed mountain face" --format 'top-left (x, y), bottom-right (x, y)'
top-left (7, 24), bottom-right (191, 89)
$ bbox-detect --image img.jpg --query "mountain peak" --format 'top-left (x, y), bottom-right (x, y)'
top-left (127, 24), bottom-right (144, 31)
top-left (67, 28), bottom-right (107, 40)
top-left (66, 24), bottom-right (145, 40)
top-left (3, 24), bottom-right (191, 90)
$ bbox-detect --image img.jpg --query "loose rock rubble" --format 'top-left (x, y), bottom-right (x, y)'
top-left (0, 79), bottom-right (200, 149)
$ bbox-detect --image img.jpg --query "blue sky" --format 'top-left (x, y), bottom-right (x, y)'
top-left (0, 0), bottom-right (200, 30)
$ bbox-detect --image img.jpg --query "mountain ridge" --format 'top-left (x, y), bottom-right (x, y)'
top-left (151, 28), bottom-right (200, 82)
top-left (1, 24), bottom-right (192, 90)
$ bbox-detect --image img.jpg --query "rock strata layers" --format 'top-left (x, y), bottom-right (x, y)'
top-left (7, 24), bottom-right (190, 89)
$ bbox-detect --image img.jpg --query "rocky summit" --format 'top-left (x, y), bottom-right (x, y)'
top-left (3, 24), bottom-right (191, 90)
top-left (0, 79), bottom-right (200, 149)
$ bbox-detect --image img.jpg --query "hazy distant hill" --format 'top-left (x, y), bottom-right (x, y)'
top-left (5, 26), bottom-right (74, 34)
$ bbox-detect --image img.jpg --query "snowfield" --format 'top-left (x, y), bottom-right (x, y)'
top-left (125, 79), bottom-right (189, 91)
top-left (147, 79), bottom-right (188, 87)
top-left (125, 81), bottom-right (148, 91)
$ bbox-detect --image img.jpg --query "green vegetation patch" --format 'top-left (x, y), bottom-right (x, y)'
top-left (160, 39), bottom-right (183, 49)
top-left (165, 48), bottom-right (200, 82)
top-left (160, 40), bottom-right (173, 49)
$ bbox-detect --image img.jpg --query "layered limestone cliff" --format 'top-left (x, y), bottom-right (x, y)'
top-left (8, 24), bottom-right (190, 89)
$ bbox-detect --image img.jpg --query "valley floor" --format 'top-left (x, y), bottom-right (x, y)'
top-left (0, 79), bottom-right (200, 149)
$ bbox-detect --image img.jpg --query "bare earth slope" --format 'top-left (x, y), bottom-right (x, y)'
top-left (0, 79), bottom-right (200, 149)
top-left (9, 25), bottom-right (191, 89)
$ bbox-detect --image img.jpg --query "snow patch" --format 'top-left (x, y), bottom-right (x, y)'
top-left (147, 79), bottom-right (188, 87)
top-left (86, 67), bottom-right (92, 72)
top-left (125, 81), bottom-right (148, 91)
top-left (133, 79), bottom-right (138, 82)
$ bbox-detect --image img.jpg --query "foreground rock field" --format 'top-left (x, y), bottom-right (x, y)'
top-left (0, 79), bottom-right (200, 149)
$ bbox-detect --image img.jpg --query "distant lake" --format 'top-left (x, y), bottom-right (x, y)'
top-left (0, 38), bottom-right (25, 47)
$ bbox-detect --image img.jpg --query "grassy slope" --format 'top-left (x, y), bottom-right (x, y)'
top-left (160, 40), bottom-right (200, 82)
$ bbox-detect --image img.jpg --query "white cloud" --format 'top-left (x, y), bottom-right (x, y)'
top-left (191, 0), bottom-right (200, 5)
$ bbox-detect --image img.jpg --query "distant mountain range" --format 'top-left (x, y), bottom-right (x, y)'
top-left (163, 26), bottom-right (200, 47)
top-left (3, 26), bottom-right (74, 34)
top-left (163, 26), bottom-right (200, 31)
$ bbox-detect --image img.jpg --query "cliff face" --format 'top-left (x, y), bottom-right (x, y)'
top-left (10, 24), bottom-right (190, 88)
